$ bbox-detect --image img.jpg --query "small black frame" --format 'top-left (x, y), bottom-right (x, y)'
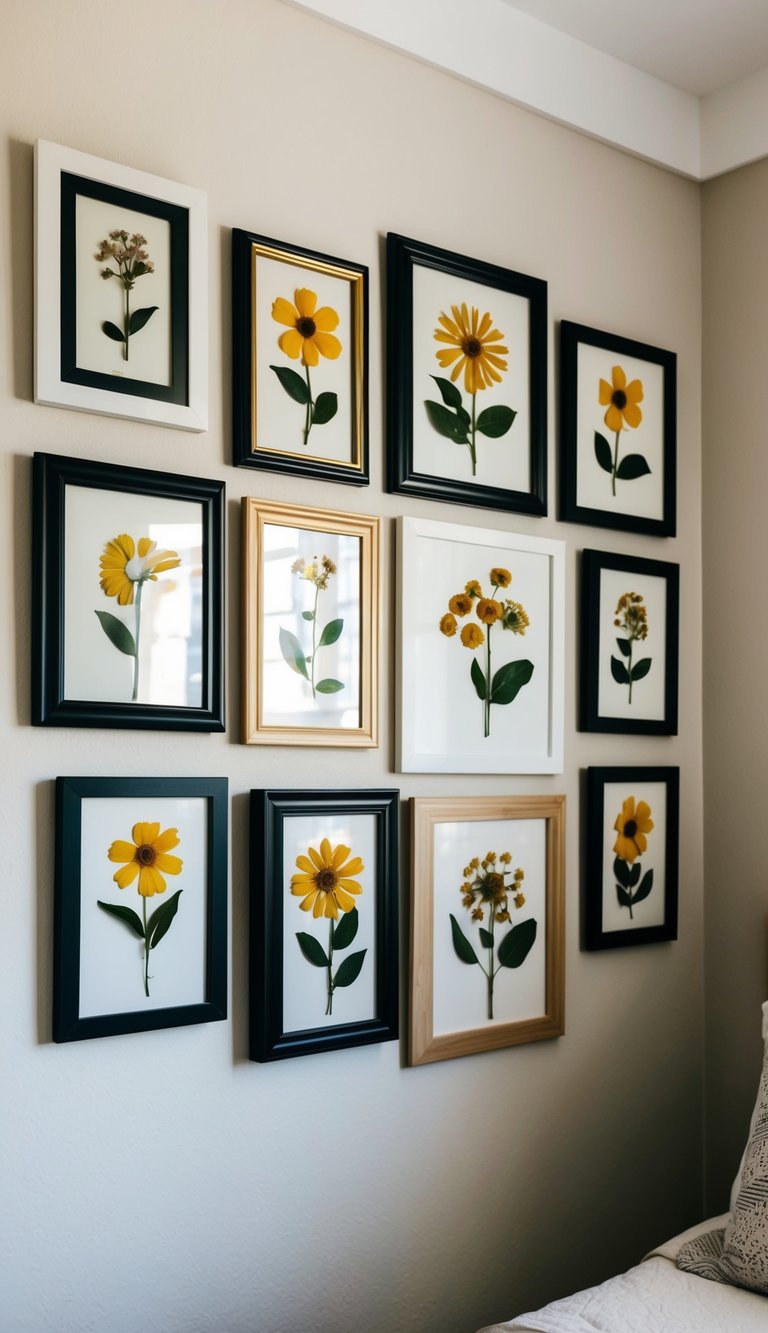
top-left (250, 789), bottom-right (399, 1061)
top-left (386, 233), bottom-right (547, 516)
top-left (32, 451), bottom-right (225, 731)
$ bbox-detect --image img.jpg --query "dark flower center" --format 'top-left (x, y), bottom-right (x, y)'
top-left (623, 819), bottom-right (637, 838)
top-left (316, 867), bottom-right (338, 892)
top-left (297, 317), bottom-right (317, 338)
top-left (463, 337), bottom-right (482, 358)
top-left (612, 389), bottom-right (627, 410)
top-left (136, 844), bottom-right (157, 866)
top-left (481, 872), bottom-right (505, 901)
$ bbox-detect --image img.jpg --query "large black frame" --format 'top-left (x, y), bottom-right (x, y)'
top-left (32, 451), bottom-right (225, 731)
top-left (250, 789), bottom-right (399, 1061)
top-left (580, 548), bottom-right (679, 735)
top-left (386, 233), bottom-right (547, 516)
top-left (53, 776), bottom-right (228, 1042)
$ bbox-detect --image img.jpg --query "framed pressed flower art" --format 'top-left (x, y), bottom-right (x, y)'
top-left (559, 320), bottom-right (677, 536)
top-left (250, 789), bottom-right (399, 1061)
top-left (35, 140), bottom-right (207, 431)
top-left (386, 233), bottom-right (547, 515)
top-left (242, 498), bottom-right (379, 746)
top-left (409, 795), bottom-right (565, 1066)
top-left (53, 776), bottom-right (228, 1042)
top-left (581, 549), bottom-right (679, 734)
top-left (397, 517), bottom-right (564, 773)
top-left (32, 452), bottom-right (225, 731)
top-left (232, 229), bottom-right (368, 485)
top-left (584, 767), bottom-right (679, 950)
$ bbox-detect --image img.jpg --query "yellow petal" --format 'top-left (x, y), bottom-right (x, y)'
top-left (108, 840), bottom-right (138, 864)
top-left (308, 845), bottom-right (324, 871)
top-left (114, 534), bottom-right (135, 560)
top-left (138, 865), bottom-right (166, 897)
top-left (132, 821), bottom-right (160, 847)
top-left (338, 878), bottom-right (362, 894)
top-left (324, 894), bottom-right (339, 919)
top-left (312, 891), bottom-right (327, 919)
top-left (598, 379), bottom-right (613, 405)
top-left (604, 405), bottom-right (623, 433)
top-left (294, 288), bottom-right (317, 318)
top-left (319, 838), bottom-right (333, 864)
top-left (113, 861), bottom-right (139, 889)
top-left (338, 855), bottom-right (364, 877)
top-left (295, 855), bottom-right (317, 875)
top-left (298, 891), bottom-right (317, 911)
top-left (313, 306), bottom-right (339, 332)
top-left (623, 404), bottom-right (643, 429)
top-left (301, 339), bottom-right (319, 367)
top-left (612, 366), bottom-right (627, 390)
top-left (634, 832), bottom-right (647, 856)
top-left (335, 887), bottom-right (356, 914)
top-left (625, 379), bottom-right (644, 405)
top-left (330, 843), bottom-right (351, 870)
top-left (155, 853), bottom-right (183, 875)
top-left (312, 331), bottom-right (341, 360)
top-left (153, 826), bottom-right (180, 853)
top-left (291, 875), bottom-right (314, 893)
top-left (137, 536), bottom-right (153, 557)
top-left (435, 347), bottom-right (463, 365)
top-left (278, 328), bottom-right (303, 360)
top-left (271, 296), bottom-right (299, 327)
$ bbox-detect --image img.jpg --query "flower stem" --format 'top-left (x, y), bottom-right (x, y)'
top-left (132, 580), bottom-right (144, 702)
top-left (142, 896), bottom-right (150, 997)
top-left (487, 913), bottom-right (495, 1020)
top-left (310, 583), bottom-right (319, 698)
top-left (484, 625), bottom-right (492, 738)
top-left (611, 430), bottom-right (620, 496)
top-left (326, 918), bottom-right (335, 1015)
top-left (469, 392), bottom-right (478, 476)
top-left (123, 283), bottom-right (130, 363)
top-left (627, 641), bottom-right (633, 705)
top-left (302, 365), bottom-right (313, 447)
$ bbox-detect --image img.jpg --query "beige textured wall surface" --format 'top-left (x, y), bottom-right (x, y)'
top-left (702, 160), bottom-right (768, 1212)
top-left (1, 2), bottom-right (703, 1330)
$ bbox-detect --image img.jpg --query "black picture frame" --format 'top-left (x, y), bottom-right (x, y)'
top-left (559, 320), bottom-right (676, 536)
top-left (232, 228), bottom-right (369, 486)
top-left (584, 766), bottom-right (679, 950)
top-left (32, 452), bottom-right (225, 731)
top-left (386, 233), bottom-right (547, 516)
top-left (53, 776), bottom-right (228, 1042)
top-left (250, 789), bottom-right (399, 1061)
top-left (580, 549), bottom-right (679, 734)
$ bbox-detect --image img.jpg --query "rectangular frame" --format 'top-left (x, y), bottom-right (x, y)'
top-left (559, 320), bottom-right (676, 536)
top-left (387, 233), bottom-right (547, 515)
top-left (409, 795), bottom-right (565, 1065)
top-left (250, 789), bottom-right (399, 1061)
top-left (232, 228), bottom-right (368, 485)
top-left (397, 516), bottom-right (564, 773)
top-left (242, 498), bottom-right (378, 747)
top-left (35, 139), bottom-right (207, 431)
top-left (33, 451), bottom-right (225, 731)
top-left (585, 766), bottom-right (679, 950)
top-left (53, 776), bottom-right (228, 1042)
top-left (580, 548), bottom-right (679, 734)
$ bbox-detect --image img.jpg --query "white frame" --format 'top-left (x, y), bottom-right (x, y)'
top-left (35, 139), bottom-right (207, 432)
top-left (397, 516), bottom-right (564, 773)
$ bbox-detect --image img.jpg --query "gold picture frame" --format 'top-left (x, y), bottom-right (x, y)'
top-left (409, 795), bottom-right (565, 1065)
top-left (242, 498), bottom-right (379, 747)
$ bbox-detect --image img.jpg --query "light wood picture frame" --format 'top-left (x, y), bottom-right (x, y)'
top-left (409, 795), bottom-right (565, 1066)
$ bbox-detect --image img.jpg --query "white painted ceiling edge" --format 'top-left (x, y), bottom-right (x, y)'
top-left (281, 0), bottom-right (768, 180)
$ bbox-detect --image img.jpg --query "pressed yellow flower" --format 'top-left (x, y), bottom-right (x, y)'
top-left (440, 612), bottom-right (458, 637)
top-left (613, 797), bottom-right (654, 864)
top-left (460, 622), bottom-right (485, 650)
top-left (108, 822), bottom-right (183, 898)
top-left (99, 535), bottom-right (180, 607)
top-left (471, 906), bottom-right (484, 921)
top-left (448, 592), bottom-right (473, 617)
top-left (434, 303), bottom-right (508, 394)
top-left (476, 598), bottom-right (503, 625)
top-left (272, 288), bottom-right (341, 367)
top-left (599, 366), bottom-right (643, 433)
top-left (465, 579), bottom-right (482, 598)
top-left (490, 567), bottom-right (512, 588)
top-left (514, 892), bottom-right (526, 909)
top-left (614, 592), bottom-right (649, 641)
top-left (290, 837), bottom-right (364, 920)
top-left (485, 851), bottom-right (497, 863)
top-left (502, 600), bottom-right (530, 635)
top-left (499, 852), bottom-right (512, 865)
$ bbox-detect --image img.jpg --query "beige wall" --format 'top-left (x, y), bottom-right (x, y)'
top-left (702, 160), bottom-right (768, 1211)
top-left (1, 2), bottom-right (704, 1330)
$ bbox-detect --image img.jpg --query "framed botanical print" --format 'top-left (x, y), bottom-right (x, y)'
top-left (232, 229), bottom-right (368, 485)
top-left (585, 767), bottom-right (679, 950)
top-left (32, 452), bottom-right (225, 731)
top-left (53, 776), bottom-right (228, 1042)
top-left (242, 498), bottom-right (379, 746)
top-left (580, 549), bottom-right (679, 734)
top-left (397, 516), bottom-right (564, 773)
top-left (559, 320), bottom-right (676, 536)
top-left (35, 139), bottom-right (207, 431)
top-left (387, 233), bottom-right (547, 515)
top-left (409, 795), bottom-right (565, 1065)
top-left (250, 789), bottom-right (399, 1061)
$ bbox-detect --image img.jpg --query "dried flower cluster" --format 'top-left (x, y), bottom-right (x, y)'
top-left (291, 554), bottom-right (337, 591)
top-left (460, 850), bottom-right (526, 924)
top-left (613, 591), bottom-right (648, 642)
top-left (95, 230), bottom-right (155, 290)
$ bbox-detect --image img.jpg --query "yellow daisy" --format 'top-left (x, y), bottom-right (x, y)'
top-left (599, 366), bottom-right (644, 433)
top-left (460, 622), bottom-right (485, 650)
top-left (613, 797), bottom-right (654, 864)
top-left (272, 288), bottom-right (342, 367)
top-left (448, 592), bottom-right (473, 617)
top-left (107, 822), bottom-right (183, 897)
top-left (291, 837), bottom-right (364, 919)
top-left (440, 612), bottom-right (458, 637)
top-left (99, 534), bottom-right (180, 607)
top-left (434, 303), bottom-right (508, 394)
top-left (490, 567), bottom-right (512, 588)
top-left (475, 598), bottom-right (503, 625)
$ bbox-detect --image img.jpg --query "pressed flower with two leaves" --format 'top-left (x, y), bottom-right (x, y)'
top-left (449, 850), bottom-right (536, 1020)
top-left (96, 533), bottom-right (181, 702)
top-left (291, 837), bottom-right (366, 1015)
top-left (611, 591), bottom-right (651, 703)
top-left (594, 365), bottom-right (650, 496)
top-left (279, 555), bottom-right (345, 700)
top-left (612, 796), bottom-right (654, 920)
top-left (439, 568), bottom-right (533, 738)
top-left (426, 302), bottom-right (517, 477)
top-left (94, 229), bottom-right (157, 362)
top-left (99, 822), bottom-right (184, 997)
top-left (270, 288), bottom-right (342, 448)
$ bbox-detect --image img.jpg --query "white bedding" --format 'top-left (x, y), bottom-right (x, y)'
top-left (477, 1215), bottom-right (768, 1333)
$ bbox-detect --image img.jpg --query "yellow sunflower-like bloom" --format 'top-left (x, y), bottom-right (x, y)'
top-left (490, 567), bottom-right (512, 588)
top-left (290, 837), bottom-right (364, 920)
top-left (440, 612), bottom-right (458, 637)
top-left (108, 822), bottom-right (183, 897)
top-left (272, 288), bottom-right (342, 367)
top-left (460, 622), bottom-right (485, 649)
top-left (448, 592), bottom-right (473, 617)
top-left (465, 579), bottom-right (482, 598)
top-left (434, 303), bottom-right (509, 394)
top-left (99, 534), bottom-right (180, 607)
top-left (476, 598), bottom-right (502, 625)
top-left (599, 366), bottom-right (644, 433)
top-left (613, 797), bottom-right (654, 864)
top-left (502, 600), bottom-right (530, 635)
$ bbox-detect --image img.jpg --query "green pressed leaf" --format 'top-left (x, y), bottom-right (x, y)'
top-left (101, 320), bottom-right (125, 343)
top-left (449, 913), bottom-right (479, 965)
top-left (302, 611), bottom-right (315, 621)
top-left (613, 856), bottom-right (631, 887)
top-left (296, 932), bottom-right (329, 967)
top-left (94, 610), bottom-right (136, 657)
top-left (430, 374), bottom-right (463, 410)
top-left (129, 305), bottom-right (158, 335)
top-left (616, 638), bottom-right (631, 657)
top-left (147, 890), bottom-right (182, 950)
top-left (97, 900), bottom-right (145, 938)
top-left (627, 861), bottom-right (641, 888)
top-left (312, 391), bottom-right (338, 425)
top-left (133, 261), bottom-right (147, 277)
top-left (269, 364), bottom-right (310, 404)
top-left (425, 400), bottom-right (469, 443)
top-left (631, 657), bottom-right (652, 682)
top-left (478, 927), bottom-right (494, 949)
top-left (610, 656), bottom-right (631, 685)
top-left (279, 627), bottom-right (309, 679)
top-left (497, 917), bottom-right (537, 968)
top-left (315, 678), bottom-right (344, 694)
top-left (333, 948), bottom-right (367, 988)
top-left (632, 869), bottom-right (654, 905)
top-left (332, 907), bottom-right (359, 952)
top-left (318, 618), bottom-right (344, 648)
top-left (616, 884), bottom-right (632, 908)
top-left (616, 453), bottom-right (652, 481)
top-left (594, 432), bottom-right (613, 473)
top-left (476, 405), bottom-right (516, 438)
top-left (470, 656), bottom-right (487, 700)
top-left (490, 659), bottom-right (534, 706)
